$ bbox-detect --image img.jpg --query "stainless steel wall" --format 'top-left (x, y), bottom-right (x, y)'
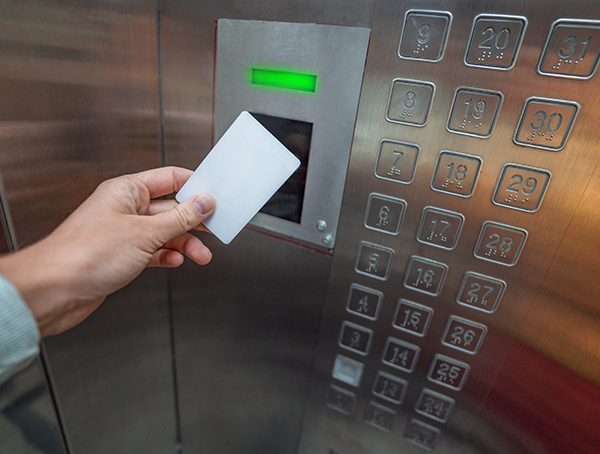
top-left (0, 1), bottom-right (176, 453)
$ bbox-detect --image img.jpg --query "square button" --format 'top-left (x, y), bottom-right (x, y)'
top-left (355, 242), bottom-right (394, 280)
top-left (415, 388), bottom-right (455, 423)
top-left (326, 385), bottom-right (356, 416)
top-left (364, 193), bottom-right (406, 235)
top-left (538, 20), bottom-right (600, 79)
top-left (465, 15), bottom-right (527, 69)
top-left (447, 87), bottom-right (503, 137)
top-left (392, 299), bottom-right (433, 337)
top-left (364, 402), bottom-right (397, 432)
top-left (514, 98), bottom-right (579, 151)
top-left (372, 371), bottom-right (408, 405)
top-left (332, 354), bottom-right (364, 387)
top-left (456, 272), bottom-right (506, 313)
top-left (493, 164), bottom-right (551, 212)
top-left (404, 256), bottom-right (447, 296)
top-left (427, 354), bottom-right (469, 391)
top-left (375, 140), bottom-right (419, 184)
top-left (386, 79), bottom-right (435, 126)
top-left (417, 207), bottom-right (464, 250)
top-left (431, 151), bottom-right (482, 197)
top-left (339, 321), bottom-right (373, 356)
top-left (399, 10), bottom-right (452, 62)
top-left (346, 284), bottom-right (382, 320)
top-left (441, 316), bottom-right (487, 355)
top-left (474, 221), bottom-right (527, 266)
top-left (404, 419), bottom-right (441, 451)
top-left (382, 337), bottom-right (420, 372)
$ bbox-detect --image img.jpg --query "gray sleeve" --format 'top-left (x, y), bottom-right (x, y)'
top-left (0, 273), bottom-right (40, 383)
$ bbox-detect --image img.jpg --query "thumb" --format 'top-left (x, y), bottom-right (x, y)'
top-left (149, 194), bottom-right (215, 244)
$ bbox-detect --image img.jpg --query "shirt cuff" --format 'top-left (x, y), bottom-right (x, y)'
top-left (0, 273), bottom-right (40, 378)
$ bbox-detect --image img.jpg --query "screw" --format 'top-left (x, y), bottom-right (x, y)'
top-left (322, 234), bottom-right (333, 246)
top-left (316, 220), bottom-right (327, 231)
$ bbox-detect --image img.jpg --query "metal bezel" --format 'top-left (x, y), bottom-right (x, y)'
top-left (492, 163), bottom-right (552, 212)
top-left (398, 9), bottom-right (453, 63)
top-left (415, 388), bottom-right (455, 423)
top-left (463, 14), bottom-right (528, 70)
top-left (392, 298), bottom-right (434, 337)
top-left (473, 221), bottom-right (528, 266)
top-left (441, 316), bottom-right (487, 355)
top-left (346, 283), bottom-right (383, 321)
top-left (382, 337), bottom-right (420, 373)
top-left (363, 193), bottom-right (407, 235)
top-left (416, 206), bottom-right (465, 250)
top-left (456, 271), bottom-right (506, 314)
top-left (513, 96), bottom-right (580, 151)
top-left (537, 19), bottom-right (600, 80)
top-left (374, 139), bottom-right (420, 184)
top-left (403, 255), bottom-right (448, 296)
top-left (385, 78), bottom-right (436, 127)
top-left (445, 86), bottom-right (504, 138)
top-left (372, 371), bottom-right (408, 405)
top-left (430, 150), bottom-right (483, 198)
top-left (338, 320), bottom-right (373, 356)
top-left (427, 354), bottom-right (470, 391)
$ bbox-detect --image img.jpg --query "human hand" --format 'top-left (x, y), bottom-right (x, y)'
top-left (0, 166), bottom-right (215, 337)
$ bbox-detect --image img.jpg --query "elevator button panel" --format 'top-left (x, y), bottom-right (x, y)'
top-left (464, 14), bottom-right (527, 69)
top-left (417, 207), bottom-right (464, 249)
top-left (364, 194), bottom-right (406, 234)
top-left (375, 140), bottom-right (420, 184)
top-left (493, 164), bottom-right (552, 212)
top-left (514, 97), bottom-right (579, 150)
top-left (398, 10), bottom-right (452, 62)
top-left (538, 20), bottom-right (600, 79)
top-left (386, 79), bottom-right (435, 126)
top-left (447, 87), bottom-right (503, 137)
top-left (431, 151), bottom-right (482, 197)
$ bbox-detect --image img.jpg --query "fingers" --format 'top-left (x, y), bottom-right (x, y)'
top-left (148, 199), bottom-right (212, 232)
top-left (147, 232), bottom-right (213, 267)
top-left (148, 193), bottom-right (215, 245)
top-left (135, 166), bottom-right (195, 199)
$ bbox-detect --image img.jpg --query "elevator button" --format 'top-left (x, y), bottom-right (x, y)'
top-left (464, 14), bottom-right (527, 70)
top-left (347, 284), bottom-right (382, 320)
top-left (326, 385), bottom-right (356, 416)
top-left (538, 20), bottom-right (600, 79)
top-left (393, 299), bottom-right (433, 337)
top-left (382, 337), bottom-right (420, 372)
top-left (415, 388), bottom-right (455, 423)
top-left (355, 242), bottom-right (393, 280)
top-left (417, 206), bottom-right (464, 250)
top-left (431, 151), bottom-right (482, 197)
top-left (375, 140), bottom-right (419, 184)
top-left (447, 87), bottom-right (503, 138)
top-left (493, 164), bottom-right (551, 212)
top-left (474, 221), bottom-right (527, 266)
top-left (456, 272), bottom-right (506, 313)
top-left (386, 79), bottom-right (435, 126)
top-left (364, 193), bottom-right (406, 235)
top-left (399, 10), bottom-right (452, 62)
top-left (514, 97), bottom-right (579, 151)
top-left (427, 354), bottom-right (470, 391)
top-left (372, 371), bottom-right (408, 405)
top-left (404, 419), bottom-right (441, 450)
top-left (404, 256), bottom-right (447, 296)
top-left (339, 321), bottom-right (373, 356)
top-left (364, 402), bottom-right (397, 432)
top-left (332, 354), bottom-right (364, 387)
top-left (441, 316), bottom-right (487, 355)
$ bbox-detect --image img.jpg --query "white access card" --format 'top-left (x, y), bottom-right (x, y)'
top-left (176, 111), bottom-right (301, 244)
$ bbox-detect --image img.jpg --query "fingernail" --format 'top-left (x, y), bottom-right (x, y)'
top-left (193, 194), bottom-right (215, 215)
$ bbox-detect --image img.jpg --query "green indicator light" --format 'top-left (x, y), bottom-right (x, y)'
top-left (251, 68), bottom-right (317, 93)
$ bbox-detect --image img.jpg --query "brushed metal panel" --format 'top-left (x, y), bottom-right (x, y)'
top-left (0, 1), bottom-right (176, 453)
